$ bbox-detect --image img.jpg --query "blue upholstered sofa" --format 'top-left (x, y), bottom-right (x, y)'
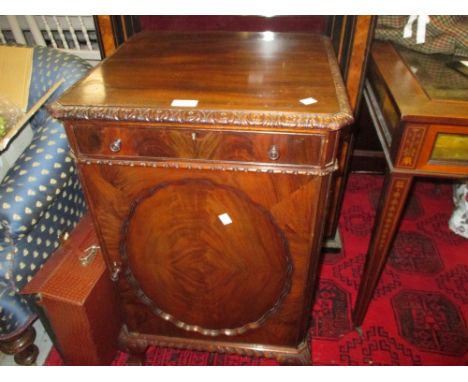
top-left (0, 46), bottom-right (90, 364)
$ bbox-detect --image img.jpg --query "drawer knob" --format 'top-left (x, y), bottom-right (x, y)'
top-left (268, 145), bottom-right (280, 161)
top-left (109, 138), bottom-right (122, 153)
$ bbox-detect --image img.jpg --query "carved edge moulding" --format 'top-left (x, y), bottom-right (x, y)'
top-left (74, 157), bottom-right (339, 176)
top-left (48, 38), bottom-right (353, 131)
top-left (119, 325), bottom-right (312, 365)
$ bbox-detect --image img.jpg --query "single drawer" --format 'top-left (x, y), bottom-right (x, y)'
top-left (72, 124), bottom-right (324, 166)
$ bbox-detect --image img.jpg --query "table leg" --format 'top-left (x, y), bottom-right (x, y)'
top-left (353, 171), bottom-right (413, 327)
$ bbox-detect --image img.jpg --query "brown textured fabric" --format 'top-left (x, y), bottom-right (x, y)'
top-left (375, 16), bottom-right (468, 57)
top-left (22, 214), bottom-right (122, 365)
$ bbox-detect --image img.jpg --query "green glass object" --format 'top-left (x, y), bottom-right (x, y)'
top-left (431, 133), bottom-right (468, 161)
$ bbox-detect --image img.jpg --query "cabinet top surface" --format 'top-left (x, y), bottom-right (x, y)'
top-left (371, 41), bottom-right (468, 124)
top-left (50, 31), bottom-right (353, 131)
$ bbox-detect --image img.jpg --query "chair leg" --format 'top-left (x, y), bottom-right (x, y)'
top-left (0, 323), bottom-right (39, 365)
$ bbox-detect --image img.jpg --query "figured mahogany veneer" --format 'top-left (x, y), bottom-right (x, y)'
top-left (50, 31), bottom-right (353, 365)
top-left (73, 124), bottom-right (325, 167)
top-left (122, 178), bottom-right (292, 336)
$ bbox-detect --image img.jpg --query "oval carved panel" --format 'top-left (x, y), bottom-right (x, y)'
top-left (120, 179), bottom-right (292, 336)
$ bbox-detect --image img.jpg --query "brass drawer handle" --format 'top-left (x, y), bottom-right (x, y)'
top-left (268, 145), bottom-right (280, 161)
top-left (79, 245), bottom-right (100, 267)
top-left (110, 261), bottom-right (121, 282)
top-left (109, 138), bottom-right (122, 152)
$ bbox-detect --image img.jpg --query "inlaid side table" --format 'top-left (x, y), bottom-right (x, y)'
top-left (353, 42), bottom-right (468, 326)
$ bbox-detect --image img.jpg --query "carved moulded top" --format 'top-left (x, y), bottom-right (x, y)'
top-left (49, 105), bottom-right (353, 130)
top-left (49, 32), bottom-right (353, 131)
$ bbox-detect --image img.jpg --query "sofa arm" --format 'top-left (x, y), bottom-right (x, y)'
top-left (0, 116), bottom-right (76, 240)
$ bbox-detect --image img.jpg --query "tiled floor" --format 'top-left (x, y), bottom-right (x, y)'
top-left (0, 320), bottom-right (52, 366)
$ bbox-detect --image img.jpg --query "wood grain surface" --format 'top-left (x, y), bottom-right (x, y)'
top-left (72, 124), bottom-right (324, 166)
top-left (50, 31), bottom-right (352, 130)
top-left (122, 178), bottom-right (291, 335)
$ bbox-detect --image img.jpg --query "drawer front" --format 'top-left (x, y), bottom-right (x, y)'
top-left (72, 125), bottom-right (324, 166)
top-left (395, 123), bottom-right (468, 175)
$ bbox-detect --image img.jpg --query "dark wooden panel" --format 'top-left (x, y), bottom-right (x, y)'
top-left (323, 16), bottom-right (376, 237)
top-left (344, 16), bottom-right (376, 112)
top-left (139, 16), bottom-right (328, 33)
top-left (94, 16), bottom-right (118, 58)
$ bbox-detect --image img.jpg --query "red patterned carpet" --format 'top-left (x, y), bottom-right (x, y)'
top-left (45, 174), bottom-right (468, 366)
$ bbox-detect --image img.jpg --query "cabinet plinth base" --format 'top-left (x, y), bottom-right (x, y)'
top-left (118, 326), bottom-right (311, 366)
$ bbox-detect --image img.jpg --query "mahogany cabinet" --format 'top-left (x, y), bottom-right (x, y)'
top-left (50, 31), bottom-right (353, 364)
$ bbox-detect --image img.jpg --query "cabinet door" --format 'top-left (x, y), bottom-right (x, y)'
top-left (79, 163), bottom-right (328, 347)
